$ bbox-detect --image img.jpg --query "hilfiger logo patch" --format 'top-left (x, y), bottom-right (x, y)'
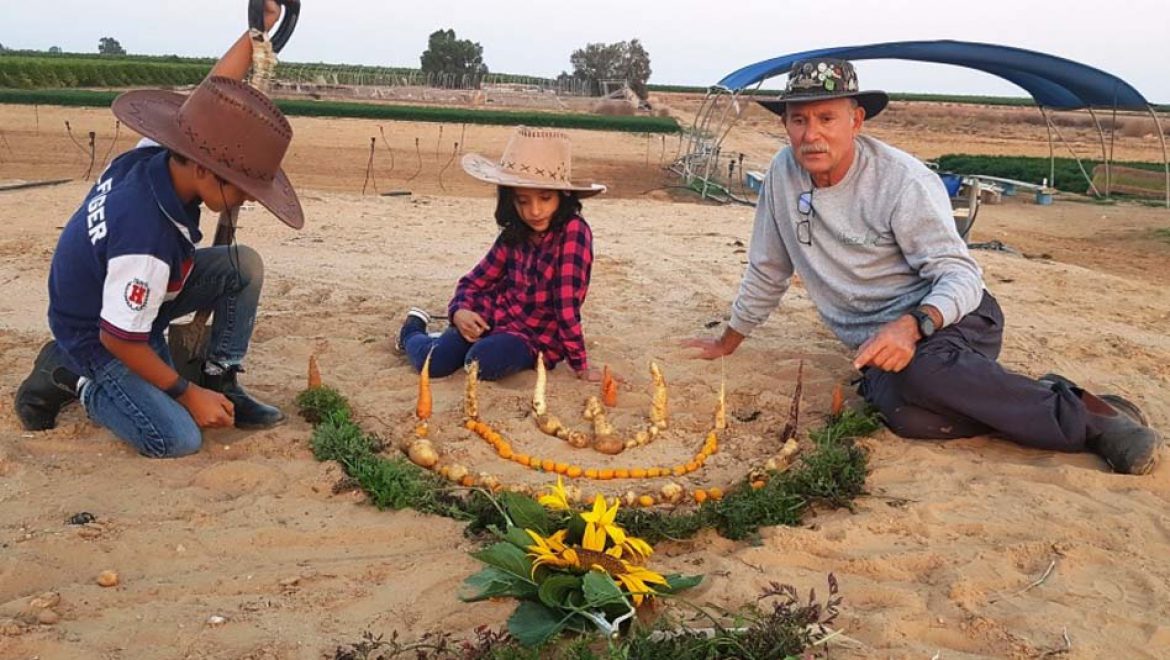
top-left (124, 278), bottom-right (151, 311)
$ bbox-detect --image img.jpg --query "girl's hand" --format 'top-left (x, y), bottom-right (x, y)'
top-left (453, 309), bottom-right (490, 342)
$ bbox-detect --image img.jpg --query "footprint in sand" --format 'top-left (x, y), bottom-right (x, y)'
top-left (190, 463), bottom-right (287, 499)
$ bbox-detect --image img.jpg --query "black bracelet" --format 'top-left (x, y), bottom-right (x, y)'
top-left (164, 377), bottom-right (189, 399)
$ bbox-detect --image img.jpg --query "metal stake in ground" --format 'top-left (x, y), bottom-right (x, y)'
top-left (362, 137), bottom-right (378, 195)
top-left (99, 120), bottom-right (121, 170)
top-left (83, 131), bottom-right (96, 180)
top-left (406, 137), bottom-right (422, 182)
top-left (438, 141), bottom-right (458, 192)
top-left (64, 121), bottom-right (88, 163)
top-left (379, 126), bottom-right (395, 175)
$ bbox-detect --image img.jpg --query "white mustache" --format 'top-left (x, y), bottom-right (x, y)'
top-left (799, 143), bottom-right (830, 155)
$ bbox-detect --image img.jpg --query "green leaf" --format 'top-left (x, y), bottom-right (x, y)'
top-left (660, 573), bottom-right (704, 594)
top-left (501, 492), bottom-right (551, 535)
top-left (537, 573), bottom-right (582, 609)
top-left (460, 566), bottom-right (532, 602)
top-left (507, 601), bottom-right (567, 647)
top-left (582, 570), bottom-right (627, 609)
top-left (470, 542), bottom-right (536, 590)
top-left (566, 512), bottom-right (587, 544)
top-left (504, 525), bottom-right (536, 550)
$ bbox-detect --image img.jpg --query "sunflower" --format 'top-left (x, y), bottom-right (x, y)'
top-left (579, 495), bottom-right (654, 561)
top-left (580, 494), bottom-right (627, 549)
top-left (526, 527), bottom-right (666, 607)
top-left (526, 529), bottom-right (572, 573)
top-left (537, 476), bottom-right (571, 511)
top-left (613, 561), bottom-right (668, 606)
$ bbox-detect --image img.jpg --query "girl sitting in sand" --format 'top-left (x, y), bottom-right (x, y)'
top-left (396, 126), bottom-right (607, 382)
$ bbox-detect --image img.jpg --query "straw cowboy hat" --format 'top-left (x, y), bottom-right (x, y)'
top-left (461, 126), bottom-right (607, 197)
top-left (758, 57), bottom-right (889, 120)
top-left (111, 76), bottom-right (304, 229)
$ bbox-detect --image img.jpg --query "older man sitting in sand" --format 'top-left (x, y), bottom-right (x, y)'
top-left (686, 57), bottom-right (1162, 475)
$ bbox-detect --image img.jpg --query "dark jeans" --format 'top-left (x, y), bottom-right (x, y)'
top-left (404, 325), bottom-right (534, 381)
top-left (857, 291), bottom-right (1089, 452)
top-left (80, 245), bottom-right (264, 458)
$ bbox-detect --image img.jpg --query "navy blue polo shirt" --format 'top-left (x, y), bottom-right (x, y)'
top-left (48, 144), bottom-right (203, 374)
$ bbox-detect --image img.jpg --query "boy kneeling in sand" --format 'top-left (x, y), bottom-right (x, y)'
top-left (14, 1), bottom-right (304, 458)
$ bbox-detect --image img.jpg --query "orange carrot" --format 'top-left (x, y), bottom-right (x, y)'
top-left (416, 349), bottom-right (433, 421)
top-left (831, 382), bottom-right (844, 417)
top-left (307, 354), bottom-right (322, 389)
top-left (601, 365), bottom-right (618, 407)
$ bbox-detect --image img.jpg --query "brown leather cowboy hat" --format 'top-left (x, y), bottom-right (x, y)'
top-left (461, 126), bottom-right (607, 197)
top-left (112, 76), bottom-right (303, 229)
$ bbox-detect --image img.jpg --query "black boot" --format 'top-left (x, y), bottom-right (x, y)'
top-left (1082, 391), bottom-right (1161, 476)
top-left (15, 341), bottom-right (81, 431)
top-left (201, 364), bottom-right (285, 430)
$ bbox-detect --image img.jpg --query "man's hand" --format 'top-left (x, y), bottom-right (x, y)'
top-left (177, 385), bottom-right (235, 428)
top-left (453, 309), bottom-right (490, 343)
top-left (681, 327), bottom-right (745, 361)
top-left (853, 315), bottom-right (920, 372)
top-left (263, 0), bottom-right (282, 32)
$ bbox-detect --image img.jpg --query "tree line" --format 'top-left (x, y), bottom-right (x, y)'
top-left (419, 29), bottom-right (652, 99)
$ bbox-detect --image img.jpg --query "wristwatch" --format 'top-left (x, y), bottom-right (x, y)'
top-left (908, 308), bottom-right (936, 340)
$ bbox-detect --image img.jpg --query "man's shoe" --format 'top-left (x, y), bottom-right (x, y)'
top-left (394, 307), bottom-right (431, 354)
top-left (1082, 391), bottom-right (1162, 476)
top-left (14, 341), bottom-right (80, 431)
top-left (202, 365), bottom-right (285, 430)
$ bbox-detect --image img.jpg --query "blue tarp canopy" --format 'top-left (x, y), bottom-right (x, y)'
top-left (717, 40), bottom-right (1151, 110)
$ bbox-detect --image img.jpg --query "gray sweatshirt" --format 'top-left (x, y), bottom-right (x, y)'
top-left (729, 134), bottom-right (985, 350)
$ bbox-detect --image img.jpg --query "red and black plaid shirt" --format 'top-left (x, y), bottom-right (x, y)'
top-left (448, 216), bottom-right (593, 372)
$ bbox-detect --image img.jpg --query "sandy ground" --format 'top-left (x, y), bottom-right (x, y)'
top-left (2, 102), bottom-right (1170, 659)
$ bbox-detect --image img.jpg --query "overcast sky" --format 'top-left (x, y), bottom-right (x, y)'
top-left (4, 0), bottom-right (1168, 103)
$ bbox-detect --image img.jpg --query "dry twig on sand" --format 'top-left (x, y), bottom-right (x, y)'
top-left (779, 360), bottom-right (804, 444)
top-left (989, 557), bottom-right (1058, 604)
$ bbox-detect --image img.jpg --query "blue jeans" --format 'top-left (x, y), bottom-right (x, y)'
top-left (404, 325), bottom-right (534, 381)
top-left (81, 245), bottom-right (264, 458)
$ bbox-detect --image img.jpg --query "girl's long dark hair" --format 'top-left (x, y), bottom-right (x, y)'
top-left (495, 186), bottom-right (583, 246)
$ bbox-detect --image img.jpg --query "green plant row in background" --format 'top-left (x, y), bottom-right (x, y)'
top-left (0, 88), bottom-right (680, 133)
top-left (0, 52), bottom-right (567, 90)
top-left (0, 55), bottom-right (210, 89)
top-left (8, 52), bottom-right (1167, 112)
top-left (935, 153), bottom-right (1167, 192)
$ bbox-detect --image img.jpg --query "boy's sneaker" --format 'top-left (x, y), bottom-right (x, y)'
top-left (15, 341), bottom-right (80, 431)
top-left (394, 307), bottom-right (432, 354)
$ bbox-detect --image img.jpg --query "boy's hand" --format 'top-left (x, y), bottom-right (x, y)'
top-left (453, 309), bottom-right (490, 343)
top-left (178, 385), bottom-right (235, 428)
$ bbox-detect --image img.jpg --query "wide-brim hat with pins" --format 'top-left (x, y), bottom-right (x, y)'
top-left (758, 57), bottom-right (889, 120)
top-left (461, 126), bottom-right (607, 197)
top-left (111, 76), bottom-right (304, 229)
